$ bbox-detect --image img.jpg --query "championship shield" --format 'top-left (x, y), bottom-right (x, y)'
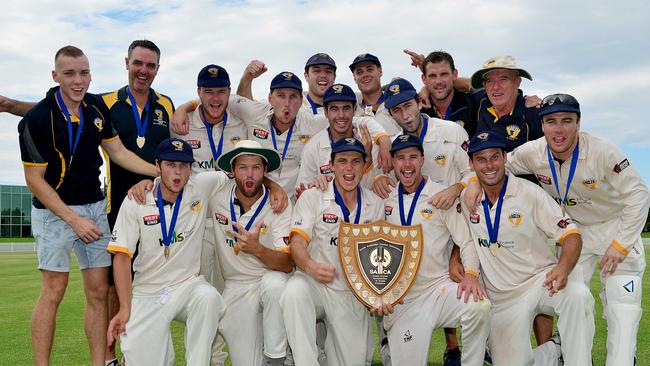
top-left (338, 220), bottom-right (423, 309)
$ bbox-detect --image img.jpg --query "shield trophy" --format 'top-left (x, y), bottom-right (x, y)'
top-left (338, 220), bottom-right (423, 309)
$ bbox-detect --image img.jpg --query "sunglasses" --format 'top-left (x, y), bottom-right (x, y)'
top-left (541, 94), bottom-right (579, 109)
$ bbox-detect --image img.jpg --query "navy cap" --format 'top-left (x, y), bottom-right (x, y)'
top-left (197, 64), bottom-right (230, 88)
top-left (349, 53), bottom-right (381, 71)
top-left (323, 84), bottom-right (357, 105)
top-left (383, 78), bottom-right (418, 109)
top-left (467, 131), bottom-right (506, 156)
top-left (156, 137), bottom-right (194, 162)
top-left (270, 72), bottom-right (303, 91)
top-left (539, 93), bottom-right (581, 118)
top-left (390, 134), bottom-right (424, 155)
top-left (331, 137), bottom-right (367, 158)
top-left (305, 53), bottom-right (337, 71)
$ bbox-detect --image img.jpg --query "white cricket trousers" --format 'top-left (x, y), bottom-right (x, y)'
top-left (121, 275), bottom-right (225, 366)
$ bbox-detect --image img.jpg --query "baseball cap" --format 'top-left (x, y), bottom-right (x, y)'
top-left (539, 93), bottom-right (581, 118)
top-left (390, 134), bottom-right (424, 155)
top-left (305, 53), bottom-right (337, 71)
top-left (467, 131), bottom-right (506, 156)
top-left (156, 137), bottom-right (194, 162)
top-left (216, 140), bottom-right (282, 173)
top-left (331, 137), bottom-right (367, 158)
top-left (323, 84), bottom-right (357, 105)
top-left (270, 72), bottom-right (303, 91)
top-left (383, 78), bottom-right (418, 110)
top-left (349, 53), bottom-right (381, 72)
top-left (470, 55), bottom-right (532, 89)
top-left (197, 64), bottom-right (230, 88)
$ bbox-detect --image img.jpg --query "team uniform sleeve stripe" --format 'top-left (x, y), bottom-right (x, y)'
top-left (611, 240), bottom-right (630, 256)
top-left (107, 244), bottom-right (134, 258)
top-left (372, 131), bottom-right (388, 144)
top-left (465, 269), bottom-right (479, 277)
top-left (557, 228), bottom-right (580, 245)
top-left (290, 227), bottom-right (311, 242)
top-left (276, 247), bottom-right (291, 254)
top-left (102, 135), bottom-right (120, 143)
top-left (22, 162), bottom-right (48, 167)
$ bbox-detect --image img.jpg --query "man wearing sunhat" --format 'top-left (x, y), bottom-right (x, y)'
top-left (209, 140), bottom-right (293, 366)
top-left (460, 131), bottom-right (595, 366)
top-left (107, 137), bottom-right (229, 366)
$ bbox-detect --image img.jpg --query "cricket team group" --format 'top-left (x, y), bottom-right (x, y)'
top-left (2, 39), bottom-right (647, 366)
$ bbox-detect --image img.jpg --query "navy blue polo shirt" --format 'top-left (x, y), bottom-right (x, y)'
top-left (100, 86), bottom-right (173, 227)
top-left (421, 90), bottom-right (478, 138)
top-left (18, 86), bottom-right (118, 208)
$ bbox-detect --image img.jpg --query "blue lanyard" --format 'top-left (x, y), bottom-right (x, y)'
top-left (56, 89), bottom-right (84, 160)
top-left (418, 115), bottom-right (429, 143)
top-left (269, 118), bottom-right (295, 161)
top-left (229, 185), bottom-right (269, 240)
top-left (364, 93), bottom-right (385, 107)
top-left (398, 178), bottom-right (426, 226)
top-left (482, 175), bottom-right (508, 244)
top-left (306, 94), bottom-right (319, 115)
top-left (201, 107), bottom-right (228, 161)
top-left (546, 143), bottom-right (579, 206)
top-left (435, 103), bottom-right (452, 120)
top-left (327, 127), bottom-right (334, 145)
top-left (126, 86), bottom-right (150, 138)
top-left (157, 183), bottom-right (183, 248)
top-left (333, 181), bottom-right (361, 224)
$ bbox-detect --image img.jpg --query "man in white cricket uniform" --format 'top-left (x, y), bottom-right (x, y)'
top-left (501, 94), bottom-right (648, 365)
top-left (381, 134), bottom-right (491, 366)
top-left (281, 138), bottom-right (384, 366)
top-left (209, 140), bottom-right (293, 366)
top-left (302, 53), bottom-right (337, 115)
top-left (349, 53), bottom-right (387, 118)
top-left (107, 138), bottom-right (229, 366)
top-left (461, 131), bottom-right (595, 366)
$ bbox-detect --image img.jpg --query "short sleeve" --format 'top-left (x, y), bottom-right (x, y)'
top-left (290, 188), bottom-right (318, 242)
top-left (107, 197), bottom-right (141, 257)
top-left (18, 115), bottom-right (49, 166)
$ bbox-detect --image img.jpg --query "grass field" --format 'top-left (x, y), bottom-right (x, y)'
top-left (1, 252), bottom-right (648, 365)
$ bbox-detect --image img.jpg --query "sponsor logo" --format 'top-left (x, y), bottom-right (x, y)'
top-left (187, 139), bottom-right (201, 149)
top-left (110, 230), bottom-right (117, 242)
top-left (197, 159), bottom-right (215, 170)
top-left (433, 154), bottom-right (447, 166)
top-left (329, 237), bottom-right (338, 246)
top-left (582, 178), bottom-right (597, 190)
top-left (553, 196), bottom-right (592, 206)
top-left (420, 207), bottom-right (434, 220)
top-left (143, 214), bottom-right (160, 225)
top-left (253, 128), bottom-right (269, 139)
top-left (505, 124), bottom-right (521, 140)
top-left (293, 219), bottom-right (303, 226)
top-left (384, 205), bottom-right (393, 216)
top-left (557, 218), bottom-right (573, 229)
top-left (456, 203), bottom-right (462, 213)
top-left (508, 211), bottom-right (522, 226)
top-left (403, 330), bottom-right (413, 343)
top-left (536, 174), bottom-right (552, 185)
top-left (613, 159), bottom-right (629, 174)
top-left (215, 213), bottom-right (228, 225)
top-left (623, 280), bottom-right (635, 293)
top-left (93, 118), bottom-right (103, 131)
top-left (320, 164), bottom-right (332, 174)
top-left (190, 200), bottom-right (201, 212)
top-left (470, 212), bottom-right (480, 224)
top-left (323, 213), bottom-right (338, 224)
top-left (158, 231), bottom-right (185, 246)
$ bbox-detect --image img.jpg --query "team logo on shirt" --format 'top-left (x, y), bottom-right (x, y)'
top-left (419, 208), bottom-right (434, 220)
top-left (582, 178), bottom-right (597, 190)
top-left (153, 109), bottom-right (167, 126)
top-left (613, 159), bottom-right (629, 174)
top-left (557, 218), bottom-right (573, 229)
top-left (253, 128), bottom-right (269, 139)
top-left (323, 213), bottom-right (339, 224)
top-left (143, 214), bottom-right (160, 225)
top-left (260, 223), bottom-right (268, 235)
top-left (190, 200), bottom-right (201, 212)
top-left (505, 124), bottom-right (521, 140)
top-left (215, 213), bottom-right (229, 225)
top-left (93, 118), bottom-right (104, 131)
top-left (470, 213), bottom-right (480, 224)
top-left (230, 136), bottom-right (241, 144)
top-left (320, 164), bottom-right (332, 174)
top-left (536, 174), bottom-right (552, 185)
top-left (384, 205), bottom-right (393, 216)
top-left (433, 154), bottom-right (447, 166)
top-left (299, 135), bottom-right (312, 144)
top-left (507, 211), bottom-right (522, 226)
top-left (187, 139), bottom-right (201, 149)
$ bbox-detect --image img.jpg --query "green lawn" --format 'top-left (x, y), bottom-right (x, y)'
top-left (0, 252), bottom-right (647, 365)
top-left (0, 237), bottom-right (34, 242)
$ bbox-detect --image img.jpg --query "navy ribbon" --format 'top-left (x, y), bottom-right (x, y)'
top-left (333, 181), bottom-right (361, 224)
top-left (547, 143), bottom-right (579, 206)
top-left (482, 175), bottom-right (509, 244)
top-left (398, 178), bottom-right (426, 226)
top-left (306, 94), bottom-right (319, 115)
top-left (56, 89), bottom-right (84, 160)
top-left (157, 182), bottom-right (183, 250)
top-left (269, 118), bottom-right (295, 161)
top-left (202, 107), bottom-right (228, 161)
top-left (229, 185), bottom-right (269, 240)
top-left (126, 86), bottom-right (150, 138)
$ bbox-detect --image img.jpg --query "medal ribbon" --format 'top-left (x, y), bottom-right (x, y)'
top-left (398, 178), bottom-right (426, 226)
top-left (269, 118), bottom-right (295, 161)
top-left (546, 143), bottom-right (579, 206)
top-left (126, 86), bottom-right (150, 139)
top-left (333, 181), bottom-right (362, 224)
top-left (229, 185), bottom-right (269, 240)
top-left (306, 94), bottom-right (319, 115)
top-left (482, 175), bottom-right (508, 244)
top-left (157, 182), bottom-right (183, 251)
top-left (56, 89), bottom-right (84, 161)
top-left (201, 107), bottom-right (228, 161)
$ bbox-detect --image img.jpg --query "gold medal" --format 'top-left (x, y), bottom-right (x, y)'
top-left (164, 247), bottom-right (169, 259)
top-left (489, 243), bottom-right (498, 257)
top-left (136, 136), bottom-right (145, 148)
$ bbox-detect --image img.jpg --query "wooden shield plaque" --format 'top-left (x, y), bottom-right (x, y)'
top-left (338, 220), bottom-right (423, 309)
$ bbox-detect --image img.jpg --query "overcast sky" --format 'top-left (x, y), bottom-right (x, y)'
top-left (1, 0), bottom-right (648, 185)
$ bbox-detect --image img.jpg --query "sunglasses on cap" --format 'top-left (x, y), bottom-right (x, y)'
top-left (540, 94), bottom-right (579, 109)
